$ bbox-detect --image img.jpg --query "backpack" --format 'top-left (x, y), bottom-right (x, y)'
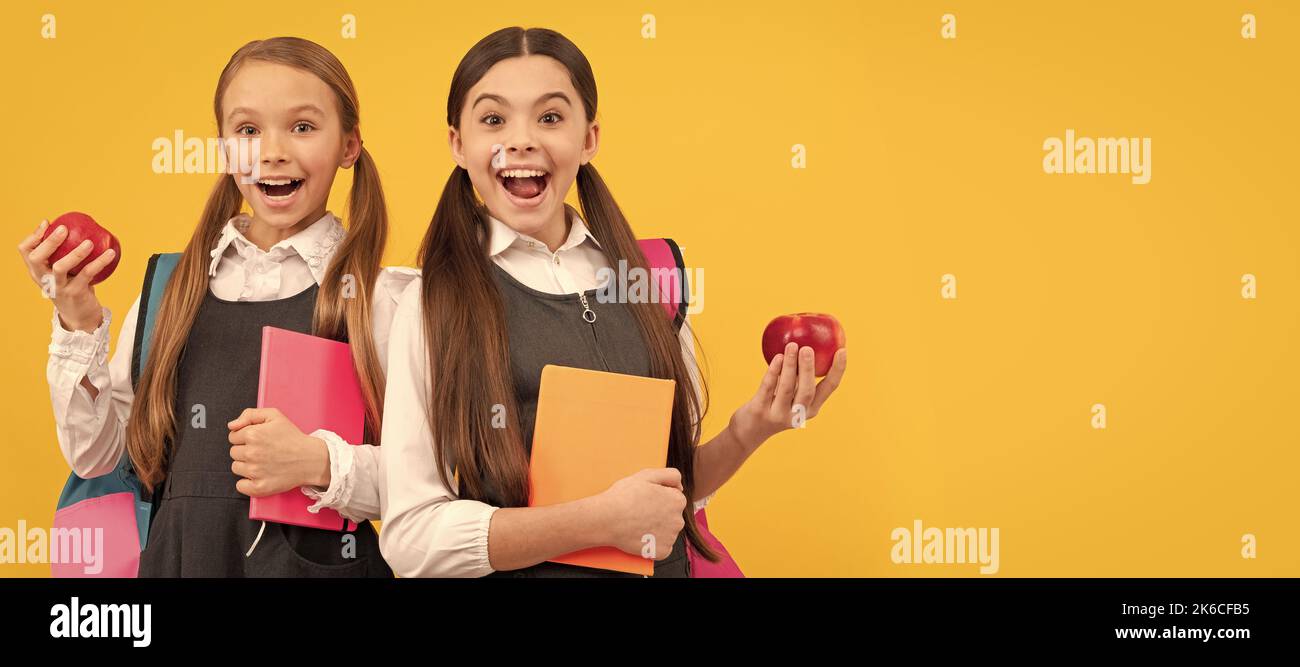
top-left (636, 238), bottom-right (743, 578)
top-left (51, 252), bottom-right (180, 577)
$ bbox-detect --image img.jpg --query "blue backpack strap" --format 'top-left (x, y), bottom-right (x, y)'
top-left (127, 252), bottom-right (182, 544)
top-left (131, 252), bottom-right (181, 389)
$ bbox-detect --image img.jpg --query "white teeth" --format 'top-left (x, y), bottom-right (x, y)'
top-left (258, 178), bottom-right (299, 185)
top-left (499, 169), bottom-right (547, 178)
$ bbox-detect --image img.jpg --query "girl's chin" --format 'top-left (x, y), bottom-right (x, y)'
top-left (247, 207), bottom-right (305, 225)
top-left (494, 214), bottom-right (564, 245)
top-left (243, 206), bottom-right (325, 233)
top-left (489, 197), bottom-right (560, 226)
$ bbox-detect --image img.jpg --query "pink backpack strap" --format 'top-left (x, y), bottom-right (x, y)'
top-left (689, 506), bottom-right (745, 578)
top-left (636, 238), bottom-right (687, 330)
top-left (637, 237), bottom-right (745, 577)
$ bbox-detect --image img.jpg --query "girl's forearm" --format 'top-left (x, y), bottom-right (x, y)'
top-left (692, 421), bottom-right (760, 500)
top-left (80, 375), bottom-right (99, 401)
top-left (486, 494), bottom-right (610, 572)
top-left (57, 311), bottom-right (105, 401)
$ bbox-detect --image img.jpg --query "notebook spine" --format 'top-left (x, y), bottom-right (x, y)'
top-left (256, 326), bottom-right (273, 408)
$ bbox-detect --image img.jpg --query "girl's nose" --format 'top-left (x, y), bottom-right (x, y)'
top-left (259, 133), bottom-right (290, 163)
top-left (505, 131), bottom-right (537, 154)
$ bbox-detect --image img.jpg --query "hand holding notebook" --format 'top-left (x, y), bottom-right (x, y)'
top-left (528, 364), bottom-right (677, 575)
top-left (249, 326), bottom-right (364, 531)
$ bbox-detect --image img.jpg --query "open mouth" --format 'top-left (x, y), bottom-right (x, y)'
top-left (497, 168), bottom-right (549, 204)
top-left (256, 177), bottom-right (305, 200)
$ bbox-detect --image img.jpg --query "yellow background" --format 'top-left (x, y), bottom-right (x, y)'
top-left (1, 1), bottom-right (1296, 577)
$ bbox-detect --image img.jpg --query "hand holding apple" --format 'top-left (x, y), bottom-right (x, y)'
top-left (729, 337), bottom-right (848, 453)
top-left (16, 213), bottom-right (120, 333)
top-left (40, 212), bottom-right (121, 285)
top-left (761, 313), bottom-right (846, 376)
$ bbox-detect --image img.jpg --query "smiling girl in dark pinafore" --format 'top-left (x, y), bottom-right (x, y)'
top-left (378, 27), bottom-right (849, 577)
top-left (22, 37), bottom-right (416, 577)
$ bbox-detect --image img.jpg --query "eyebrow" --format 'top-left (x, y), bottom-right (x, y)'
top-left (471, 91), bottom-right (573, 110)
top-left (287, 103), bottom-right (327, 116)
top-left (225, 104), bottom-right (327, 122)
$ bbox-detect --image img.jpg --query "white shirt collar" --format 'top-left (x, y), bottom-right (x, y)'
top-left (208, 211), bottom-right (346, 285)
top-left (486, 207), bottom-right (602, 258)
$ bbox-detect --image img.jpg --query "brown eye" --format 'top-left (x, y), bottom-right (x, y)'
top-left (540, 112), bottom-right (562, 125)
top-left (483, 114), bottom-right (503, 126)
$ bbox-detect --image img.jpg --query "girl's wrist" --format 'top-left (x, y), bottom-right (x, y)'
top-left (304, 436), bottom-right (332, 488)
top-left (584, 490), bottom-right (619, 549)
top-left (727, 414), bottom-right (765, 456)
top-left (56, 306), bottom-right (102, 334)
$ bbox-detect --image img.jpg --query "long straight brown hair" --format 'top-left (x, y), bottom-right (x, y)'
top-left (127, 37), bottom-right (389, 491)
top-left (419, 27), bottom-right (716, 561)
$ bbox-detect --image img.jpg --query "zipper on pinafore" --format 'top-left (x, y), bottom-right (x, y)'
top-left (578, 291), bottom-right (612, 372)
top-left (579, 291), bottom-right (640, 576)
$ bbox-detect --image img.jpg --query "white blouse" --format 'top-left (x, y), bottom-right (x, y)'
top-left (46, 211), bottom-right (419, 521)
top-left (377, 211), bottom-right (710, 578)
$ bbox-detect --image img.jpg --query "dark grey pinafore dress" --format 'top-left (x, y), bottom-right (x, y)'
top-left (137, 283), bottom-right (392, 577)
top-left (479, 263), bottom-right (691, 578)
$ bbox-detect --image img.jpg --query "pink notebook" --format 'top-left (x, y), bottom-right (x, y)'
top-left (249, 326), bottom-right (362, 531)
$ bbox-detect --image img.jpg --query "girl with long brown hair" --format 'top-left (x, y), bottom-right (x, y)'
top-left (379, 27), bottom-right (848, 577)
top-left (19, 37), bottom-right (415, 576)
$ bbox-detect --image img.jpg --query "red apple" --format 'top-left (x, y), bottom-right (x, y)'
top-left (762, 313), bottom-right (846, 376)
top-left (40, 212), bottom-right (121, 285)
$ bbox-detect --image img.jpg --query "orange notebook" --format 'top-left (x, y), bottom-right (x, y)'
top-left (528, 364), bottom-right (676, 575)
